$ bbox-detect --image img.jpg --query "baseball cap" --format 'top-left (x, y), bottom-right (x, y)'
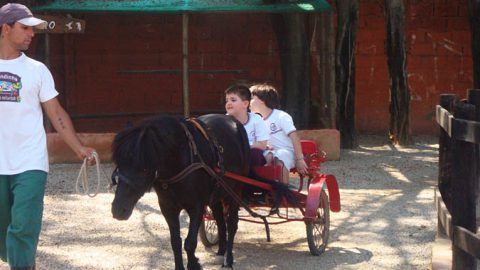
top-left (0, 3), bottom-right (47, 29)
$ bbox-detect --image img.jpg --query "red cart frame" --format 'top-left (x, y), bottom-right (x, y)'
top-left (199, 140), bottom-right (341, 256)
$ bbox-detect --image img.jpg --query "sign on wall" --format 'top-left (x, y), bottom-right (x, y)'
top-left (36, 15), bottom-right (85, 34)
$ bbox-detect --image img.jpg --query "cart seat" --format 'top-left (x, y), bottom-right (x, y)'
top-left (254, 164), bottom-right (283, 181)
top-left (253, 140), bottom-right (326, 191)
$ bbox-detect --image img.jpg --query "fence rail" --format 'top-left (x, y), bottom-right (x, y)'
top-left (436, 105), bottom-right (480, 143)
top-left (435, 90), bottom-right (480, 270)
top-left (435, 190), bottom-right (480, 259)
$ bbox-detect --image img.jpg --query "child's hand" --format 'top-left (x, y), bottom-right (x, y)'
top-left (295, 159), bottom-right (308, 175)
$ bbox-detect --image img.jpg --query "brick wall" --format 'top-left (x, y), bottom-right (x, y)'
top-left (32, 1), bottom-right (473, 135)
top-left (356, 0), bottom-right (472, 134)
top-left (32, 13), bottom-right (284, 132)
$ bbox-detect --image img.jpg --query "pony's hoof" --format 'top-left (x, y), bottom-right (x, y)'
top-left (187, 259), bottom-right (202, 270)
top-left (186, 263), bottom-right (202, 270)
top-left (221, 265), bottom-right (233, 269)
top-left (214, 255), bottom-right (224, 265)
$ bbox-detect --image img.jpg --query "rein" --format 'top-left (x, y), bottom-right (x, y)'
top-left (156, 162), bottom-right (207, 189)
top-left (154, 118), bottom-right (222, 187)
top-left (152, 118), bottom-right (270, 220)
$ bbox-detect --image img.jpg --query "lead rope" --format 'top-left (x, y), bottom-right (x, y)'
top-left (75, 152), bottom-right (103, 197)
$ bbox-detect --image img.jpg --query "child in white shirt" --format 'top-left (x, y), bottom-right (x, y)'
top-left (225, 84), bottom-right (269, 166)
top-left (249, 83), bottom-right (308, 184)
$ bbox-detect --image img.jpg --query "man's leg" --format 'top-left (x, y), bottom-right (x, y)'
top-left (0, 175), bottom-right (12, 263)
top-left (7, 171), bottom-right (47, 269)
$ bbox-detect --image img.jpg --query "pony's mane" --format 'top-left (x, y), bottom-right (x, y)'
top-left (112, 115), bottom-right (183, 170)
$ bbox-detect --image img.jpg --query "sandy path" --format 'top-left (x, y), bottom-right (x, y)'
top-left (34, 135), bottom-right (438, 270)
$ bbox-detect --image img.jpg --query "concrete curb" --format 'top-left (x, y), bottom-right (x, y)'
top-left (47, 133), bottom-right (115, 163)
top-left (47, 129), bottom-right (341, 163)
top-left (297, 129), bottom-right (340, 161)
top-left (431, 234), bottom-right (451, 270)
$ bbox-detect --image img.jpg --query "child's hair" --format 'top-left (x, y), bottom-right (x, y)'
top-left (225, 84), bottom-right (251, 101)
top-left (249, 83), bottom-right (280, 109)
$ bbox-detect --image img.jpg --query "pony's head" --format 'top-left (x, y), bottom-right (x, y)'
top-left (111, 115), bottom-right (183, 220)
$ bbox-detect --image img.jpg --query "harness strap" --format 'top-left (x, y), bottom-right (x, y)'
top-left (188, 118), bottom-right (225, 175)
top-left (156, 162), bottom-right (207, 188)
top-left (158, 119), bottom-right (211, 187)
top-left (179, 121), bottom-right (199, 163)
top-left (200, 165), bottom-right (269, 219)
top-left (159, 160), bottom-right (270, 219)
top-left (188, 118), bottom-right (210, 141)
top-left (158, 117), bottom-right (272, 219)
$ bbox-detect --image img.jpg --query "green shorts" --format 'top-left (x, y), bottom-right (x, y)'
top-left (0, 170), bottom-right (47, 268)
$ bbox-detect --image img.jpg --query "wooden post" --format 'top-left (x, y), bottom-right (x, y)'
top-left (438, 94), bottom-right (458, 215)
top-left (467, 89), bottom-right (480, 229)
top-left (182, 13), bottom-right (189, 117)
top-left (451, 100), bottom-right (477, 270)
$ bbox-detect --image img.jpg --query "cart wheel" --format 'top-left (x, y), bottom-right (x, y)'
top-left (305, 189), bottom-right (330, 256)
top-left (199, 207), bottom-right (219, 247)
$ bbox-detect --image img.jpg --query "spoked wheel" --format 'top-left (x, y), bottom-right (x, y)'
top-left (306, 189), bottom-right (330, 255)
top-left (199, 207), bottom-right (219, 247)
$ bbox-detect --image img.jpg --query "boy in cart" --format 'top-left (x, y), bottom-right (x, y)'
top-left (224, 83), bottom-right (269, 167)
top-left (249, 83), bottom-right (308, 184)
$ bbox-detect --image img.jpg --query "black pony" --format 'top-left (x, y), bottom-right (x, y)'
top-left (110, 114), bottom-right (294, 270)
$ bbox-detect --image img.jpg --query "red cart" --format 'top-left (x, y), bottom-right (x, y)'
top-left (199, 140), bottom-right (341, 255)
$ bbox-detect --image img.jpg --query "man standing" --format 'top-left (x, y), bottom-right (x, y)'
top-left (0, 3), bottom-right (96, 270)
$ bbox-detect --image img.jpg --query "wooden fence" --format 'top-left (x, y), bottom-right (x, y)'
top-left (436, 89), bottom-right (480, 269)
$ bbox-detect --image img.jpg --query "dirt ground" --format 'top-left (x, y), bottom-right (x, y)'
top-left (30, 135), bottom-right (437, 270)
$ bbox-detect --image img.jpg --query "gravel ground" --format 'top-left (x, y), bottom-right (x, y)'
top-left (31, 135), bottom-right (438, 270)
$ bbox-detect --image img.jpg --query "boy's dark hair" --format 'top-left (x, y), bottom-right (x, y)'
top-left (225, 84), bottom-right (251, 101)
top-left (249, 83), bottom-right (280, 109)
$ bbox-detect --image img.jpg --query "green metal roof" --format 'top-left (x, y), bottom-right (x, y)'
top-left (32, 0), bottom-right (331, 13)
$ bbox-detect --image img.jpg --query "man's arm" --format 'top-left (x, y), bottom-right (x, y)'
top-left (42, 97), bottom-right (95, 161)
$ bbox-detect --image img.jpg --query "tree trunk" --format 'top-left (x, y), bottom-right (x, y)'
top-left (335, 0), bottom-right (359, 148)
top-left (311, 11), bottom-right (336, 129)
top-left (270, 12), bottom-right (311, 128)
top-left (282, 14), bottom-right (310, 128)
top-left (468, 0), bottom-right (480, 88)
top-left (385, 0), bottom-right (412, 145)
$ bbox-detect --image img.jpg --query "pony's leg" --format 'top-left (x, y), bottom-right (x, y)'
top-left (161, 206), bottom-right (185, 270)
top-left (224, 204), bottom-right (239, 268)
top-left (184, 205), bottom-right (203, 270)
top-left (210, 202), bottom-right (227, 258)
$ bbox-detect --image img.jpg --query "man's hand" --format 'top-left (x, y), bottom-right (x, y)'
top-left (78, 146), bottom-right (97, 166)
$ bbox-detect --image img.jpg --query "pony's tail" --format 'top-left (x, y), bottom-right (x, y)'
top-left (247, 169), bottom-right (299, 211)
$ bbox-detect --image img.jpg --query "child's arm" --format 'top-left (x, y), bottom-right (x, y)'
top-left (251, 140), bottom-right (268, 150)
top-left (289, 131), bottom-right (308, 175)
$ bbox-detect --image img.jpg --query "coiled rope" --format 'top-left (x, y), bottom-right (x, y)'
top-left (75, 152), bottom-right (103, 197)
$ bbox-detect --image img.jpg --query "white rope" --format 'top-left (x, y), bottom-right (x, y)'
top-left (75, 152), bottom-right (102, 197)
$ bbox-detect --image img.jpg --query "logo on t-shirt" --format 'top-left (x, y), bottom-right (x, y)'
top-left (270, 122), bottom-right (283, 135)
top-left (0, 72), bottom-right (21, 102)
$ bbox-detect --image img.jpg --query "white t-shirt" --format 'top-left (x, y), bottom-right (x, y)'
top-left (243, 112), bottom-right (269, 146)
top-left (264, 109), bottom-right (296, 152)
top-left (0, 53), bottom-right (58, 174)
